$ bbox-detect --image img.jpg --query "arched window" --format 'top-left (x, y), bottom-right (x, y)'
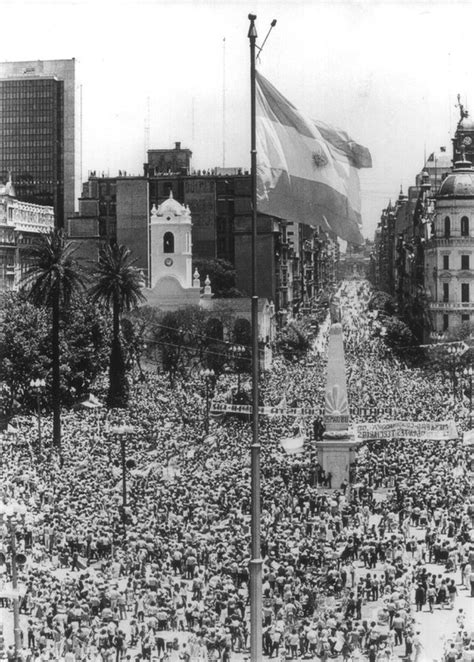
top-left (444, 216), bottom-right (451, 238)
top-left (163, 232), bottom-right (174, 254)
top-left (461, 216), bottom-right (469, 237)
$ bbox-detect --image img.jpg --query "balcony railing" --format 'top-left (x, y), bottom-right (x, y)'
top-left (427, 237), bottom-right (474, 247)
top-left (429, 301), bottom-right (474, 310)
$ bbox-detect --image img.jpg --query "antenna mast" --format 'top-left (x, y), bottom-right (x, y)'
top-left (80, 84), bottom-right (83, 189)
top-left (223, 37), bottom-right (226, 168)
top-left (144, 96), bottom-right (150, 160)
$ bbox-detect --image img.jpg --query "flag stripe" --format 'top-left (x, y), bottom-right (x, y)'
top-left (256, 72), bottom-right (314, 140)
top-left (258, 173), bottom-right (363, 246)
top-left (257, 118), bottom-right (361, 207)
top-left (256, 71), bottom-right (371, 244)
top-left (256, 72), bottom-right (372, 169)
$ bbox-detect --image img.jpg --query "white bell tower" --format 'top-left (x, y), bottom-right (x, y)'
top-left (149, 191), bottom-right (193, 289)
top-left (144, 191), bottom-right (205, 310)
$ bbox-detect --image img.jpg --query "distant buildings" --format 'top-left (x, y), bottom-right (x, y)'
top-left (0, 59), bottom-right (76, 228)
top-left (68, 142), bottom-right (339, 319)
top-left (371, 99), bottom-right (474, 339)
top-left (0, 177), bottom-right (54, 291)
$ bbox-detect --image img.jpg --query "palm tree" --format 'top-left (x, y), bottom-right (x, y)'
top-left (21, 229), bottom-right (87, 451)
top-left (89, 242), bottom-right (145, 409)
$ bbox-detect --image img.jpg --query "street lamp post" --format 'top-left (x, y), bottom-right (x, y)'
top-left (29, 378), bottom-right (46, 455)
top-left (463, 366), bottom-right (474, 428)
top-left (200, 368), bottom-right (215, 434)
top-left (230, 344), bottom-right (245, 393)
top-left (108, 425), bottom-right (135, 538)
top-left (0, 501), bottom-right (27, 662)
top-left (447, 345), bottom-right (463, 399)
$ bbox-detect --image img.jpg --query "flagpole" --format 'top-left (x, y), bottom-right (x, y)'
top-left (248, 13), bottom-right (263, 662)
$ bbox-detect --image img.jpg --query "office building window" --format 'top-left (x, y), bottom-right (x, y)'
top-left (461, 255), bottom-right (470, 270)
top-left (443, 314), bottom-right (449, 331)
top-left (443, 255), bottom-right (449, 270)
top-left (462, 283), bottom-right (470, 302)
top-left (462, 314), bottom-right (470, 324)
top-left (461, 216), bottom-right (469, 237)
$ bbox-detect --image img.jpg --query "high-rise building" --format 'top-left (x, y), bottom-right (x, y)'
top-left (0, 59), bottom-right (76, 228)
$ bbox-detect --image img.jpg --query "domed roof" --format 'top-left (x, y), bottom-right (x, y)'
top-left (459, 116), bottom-right (474, 132)
top-left (156, 191), bottom-right (185, 217)
top-left (425, 148), bottom-right (451, 169)
top-left (438, 162), bottom-right (474, 197)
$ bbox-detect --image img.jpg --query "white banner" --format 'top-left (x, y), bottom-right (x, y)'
top-left (354, 420), bottom-right (458, 441)
top-left (463, 429), bottom-right (474, 446)
top-left (211, 402), bottom-right (406, 419)
top-left (210, 402), bottom-right (323, 417)
top-left (280, 436), bottom-right (306, 454)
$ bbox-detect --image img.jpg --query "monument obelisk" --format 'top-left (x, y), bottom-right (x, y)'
top-left (315, 303), bottom-right (360, 488)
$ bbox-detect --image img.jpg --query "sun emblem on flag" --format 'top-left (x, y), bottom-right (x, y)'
top-left (312, 145), bottom-right (328, 168)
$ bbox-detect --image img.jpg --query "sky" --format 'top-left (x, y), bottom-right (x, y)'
top-left (1, 0), bottom-right (474, 239)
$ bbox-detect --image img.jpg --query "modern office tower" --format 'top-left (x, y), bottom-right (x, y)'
top-left (0, 59), bottom-right (76, 227)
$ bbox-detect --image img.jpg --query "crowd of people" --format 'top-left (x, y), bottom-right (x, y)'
top-left (0, 280), bottom-right (473, 662)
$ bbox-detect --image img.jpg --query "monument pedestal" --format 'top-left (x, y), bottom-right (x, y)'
top-left (315, 433), bottom-right (361, 489)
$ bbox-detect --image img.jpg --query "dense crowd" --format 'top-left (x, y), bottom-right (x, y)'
top-left (0, 280), bottom-right (473, 662)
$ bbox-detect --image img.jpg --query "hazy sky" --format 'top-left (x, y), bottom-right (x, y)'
top-left (1, 0), bottom-right (474, 239)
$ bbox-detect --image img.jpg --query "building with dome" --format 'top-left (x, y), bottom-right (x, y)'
top-left (422, 96), bottom-right (474, 334)
top-left (425, 154), bottom-right (474, 333)
top-left (372, 96), bottom-right (474, 339)
top-left (424, 146), bottom-right (452, 191)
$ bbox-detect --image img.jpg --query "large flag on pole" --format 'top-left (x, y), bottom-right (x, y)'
top-left (256, 71), bottom-right (372, 245)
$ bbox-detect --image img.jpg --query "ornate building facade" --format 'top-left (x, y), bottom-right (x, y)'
top-left (424, 102), bottom-right (474, 335)
top-left (0, 178), bottom-right (54, 291)
top-left (372, 98), bottom-right (474, 340)
top-left (425, 156), bottom-right (474, 333)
